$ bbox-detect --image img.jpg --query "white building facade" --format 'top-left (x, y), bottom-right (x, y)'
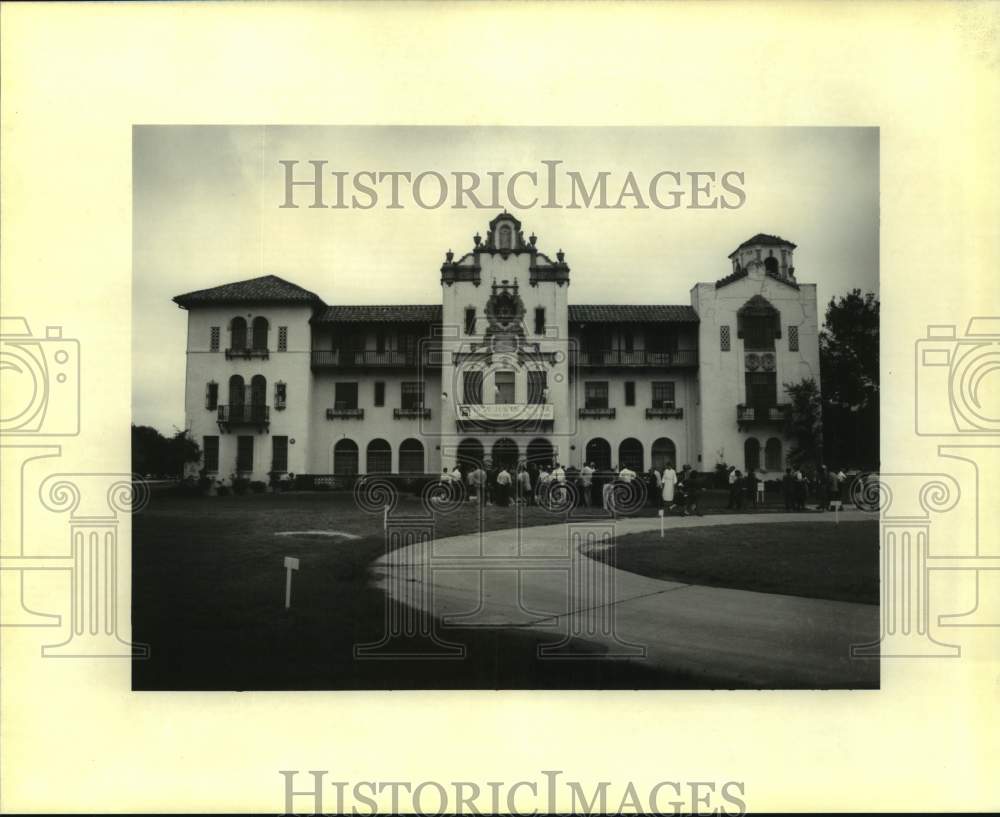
top-left (174, 214), bottom-right (819, 482)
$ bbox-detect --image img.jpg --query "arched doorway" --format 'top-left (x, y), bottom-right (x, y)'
top-left (399, 438), bottom-right (425, 474)
top-left (585, 438), bottom-right (612, 471)
top-left (333, 439), bottom-right (359, 476)
top-left (651, 437), bottom-right (677, 472)
top-left (619, 438), bottom-right (644, 472)
top-left (491, 438), bottom-right (519, 469)
top-left (526, 438), bottom-right (555, 468)
top-left (744, 437), bottom-right (761, 473)
top-left (366, 439), bottom-right (391, 474)
top-left (456, 438), bottom-right (485, 469)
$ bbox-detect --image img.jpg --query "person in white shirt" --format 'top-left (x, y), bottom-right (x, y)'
top-left (495, 467), bottom-right (512, 507)
top-left (618, 465), bottom-right (636, 483)
top-left (580, 462), bottom-right (594, 507)
top-left (661, 462), bottom-right (678, 512)
top-left (552, 463), bottom-right (566, 483)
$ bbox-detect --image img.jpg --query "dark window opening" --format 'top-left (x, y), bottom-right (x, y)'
top-left (585, 381), bottom-right (609, 409)
top-left (624, 381), bottom-right (635, 407)
top-left (203, 436), bottom-right (219, 472)
top-left (335, 382), bottom-right (359, 410)
top-left (272, 436), bottom-right (288, 473)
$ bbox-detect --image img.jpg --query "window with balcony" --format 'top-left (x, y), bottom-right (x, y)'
top-left (745, 371), bottom-right (777, 408)
top-left (585, 381), bottom-right (609, 409)
top-left (651, 381), bottom-right (675, 409)
top-left (203, 435), bottom-right (219, 472)
top-left (494, 371), bottom-right (515, 404)
top-left (230, 317), bottom-right (247, 351)
top-left (528, 370), bottom-right (547, 405)
top-left (624, 381), bottom-right (635, 406)
top-left (251, 317), bottom-right (269, 351)
top-left (335, 382), bottom-right (359, 410)
top-left (401, 381), bottom-right (424, 410)
top-left (463, 370), bottom-right (483, 404)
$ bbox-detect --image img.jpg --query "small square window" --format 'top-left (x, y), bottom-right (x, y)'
top-left (278, 326), bottom-right (288, 351)
top-left (720, 325), bottom-right (731, 352)
top-left (624, 381), bottom-right (635, 406)
top-left (374, 381), bottom-right (385, 407)
top-left (788, 325), bottom-right (799, 352)
top-left (210, 327), bottom-right (220, 352)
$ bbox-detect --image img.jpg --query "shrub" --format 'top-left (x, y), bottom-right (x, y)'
top-left (249, 480), bottom-right (267, 494)
top-left (216, 485), bottom-right (231, 496)
top-left (232, 477), bottom-right (251, 495)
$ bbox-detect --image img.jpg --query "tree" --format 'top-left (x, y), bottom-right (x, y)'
top-left (784, 377), bottom-right (824, 470)
top-left (820, 289), bottom-right (879, 469)
top-left (131, 425), bottom-right (201, 478)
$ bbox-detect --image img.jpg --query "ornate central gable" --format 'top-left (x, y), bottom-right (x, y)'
top-left (440, 213), bottom-right (570, 287)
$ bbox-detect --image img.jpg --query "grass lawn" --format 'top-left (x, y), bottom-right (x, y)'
top-left (132, 490), bottom-right (695, 690)
top-left (587, 521), bottom-right (878, 605)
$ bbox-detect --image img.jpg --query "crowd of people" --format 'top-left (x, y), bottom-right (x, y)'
top-left (436, 459), bottom-right (705, 515)
top-left (723, 464), bottom-right (849, 511)
top-left (433, 459), bottom-right (852, 515)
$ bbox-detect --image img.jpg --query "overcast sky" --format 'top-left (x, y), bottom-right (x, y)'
top-left (133, 126), bottom-right (878, 434)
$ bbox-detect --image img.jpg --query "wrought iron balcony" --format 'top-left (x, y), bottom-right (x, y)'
top-left (577, 349), bottom-right (698, 368)
top-left (646, 406), bottom-right (684, 419)
top-left (327, 407), bottom-right (365, 419)
top-left (216, 404), bottom-right (269, 430)
top-left (225, 347), bottom-right (270, 360)
top-left (578, 407), bottom-right (616, 419)
top-left (737, 403), bottom-right (790, 425)
top-left (394, 407), bottom-right (431, 419)
top-left (311, 349), bottom-right (435, 370)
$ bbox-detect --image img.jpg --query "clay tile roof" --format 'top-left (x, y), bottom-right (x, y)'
top-left (568, 305), bottom-right (699, 323)
top-left (173, 275), bottom-right (324, 308)
top-left (728, 233), bottom-right (796, 257)
top-left (312, 305), bottom-right (443, 324)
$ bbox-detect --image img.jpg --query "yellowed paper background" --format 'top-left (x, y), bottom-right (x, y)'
top-left (2, 1), bottom-right (998, 812)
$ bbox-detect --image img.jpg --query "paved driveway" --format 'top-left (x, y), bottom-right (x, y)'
top-left (370, 511), bottom-right (880, 688)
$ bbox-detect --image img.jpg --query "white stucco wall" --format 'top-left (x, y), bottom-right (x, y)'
top-left (691, 265), bottom-right (819, 474)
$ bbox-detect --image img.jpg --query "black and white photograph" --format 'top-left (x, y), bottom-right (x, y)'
top-left (131, 126), bottom-right (880, 690)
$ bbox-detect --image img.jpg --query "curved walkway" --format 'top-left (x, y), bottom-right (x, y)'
top-left (371, 510), bottom-right (880, 687)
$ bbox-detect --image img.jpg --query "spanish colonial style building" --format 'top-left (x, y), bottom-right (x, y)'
top-left (174, 214), bottom-right (819, 482)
